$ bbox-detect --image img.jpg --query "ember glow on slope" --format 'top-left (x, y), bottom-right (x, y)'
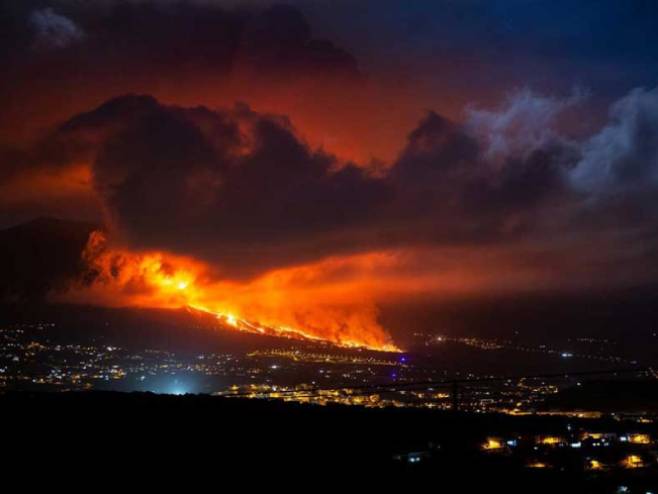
top-left (60, 232), bottom-right (400, 352)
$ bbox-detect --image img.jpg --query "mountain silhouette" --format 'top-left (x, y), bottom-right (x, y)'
top-left (0, 217), bottom-right (96, 302)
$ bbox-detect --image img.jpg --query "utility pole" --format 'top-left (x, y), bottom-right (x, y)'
top-left (451, 381), bottom-right (459, 412)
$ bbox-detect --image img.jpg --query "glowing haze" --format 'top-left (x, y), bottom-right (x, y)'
top-left (60, 231), bottom-right (399, 351)
top-left (3, 1), bottom-right (658, 351)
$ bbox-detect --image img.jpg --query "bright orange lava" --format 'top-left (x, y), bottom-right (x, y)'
top-left (61, 231), bottom-right (400, 353)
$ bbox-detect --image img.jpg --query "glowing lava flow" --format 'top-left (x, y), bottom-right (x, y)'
top-left (62, 231), bottom-right (401, 353)
top-left (186, 304), bottom-right (400, 352)
top-left (153, 265), bottom-right (401, 352)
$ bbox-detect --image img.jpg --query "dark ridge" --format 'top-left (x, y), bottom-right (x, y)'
top-left (3, 390), bottom-right (657, 490)
top-left (0, 217), bottom-right (97, 303)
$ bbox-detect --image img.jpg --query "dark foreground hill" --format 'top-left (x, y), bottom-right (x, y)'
top-left (3, 391), bottom-right (657, 492)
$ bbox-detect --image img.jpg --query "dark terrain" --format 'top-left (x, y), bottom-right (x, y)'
top-left (4, 391), bottom-right (658, 492)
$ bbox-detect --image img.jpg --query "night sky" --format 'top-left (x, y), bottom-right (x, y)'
top-left (2, 1), bottom-right (658, 348)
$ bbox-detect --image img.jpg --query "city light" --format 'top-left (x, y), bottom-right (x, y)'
top-left (622, 455), bottom-right (645, 469)
top-left (629, 433), bottom-right (651, 445)
top-left (482, 438), bottom-right (504, 451)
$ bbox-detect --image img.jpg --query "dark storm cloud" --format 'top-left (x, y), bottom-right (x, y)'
top-left (297, 0), bottom-right (658, 97)
top-left (564, 87), bottom-right (658, 245)
top-left (7, 83), bottom-right (658, 284)
top-left (571, 87), bottom-right (658, 192)
top-left (62, 94), bottom-right (571, 268)
top-left (8, 95), bottom-right (537, 266)
top-left (0, 1), bottom-right (359, 78)
top-left (238, 4), bottom-right (357, 76)
top-left (386, 98), bottom-right (578, 245)
top-left (0, 0), bottom-right (364, 229)
top-left (53, 95), bottom-right (388, 275)
top-left (29, 7), bottom-right (84, 50)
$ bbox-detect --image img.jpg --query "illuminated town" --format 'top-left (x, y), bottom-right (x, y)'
top-left (2, 322), bottom-right (656, 416)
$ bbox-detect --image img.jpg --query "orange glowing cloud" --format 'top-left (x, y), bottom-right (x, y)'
top-left (0, 163), bottom-right (92, 205)
top-left (0, 161), bottom-right (100, 224)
